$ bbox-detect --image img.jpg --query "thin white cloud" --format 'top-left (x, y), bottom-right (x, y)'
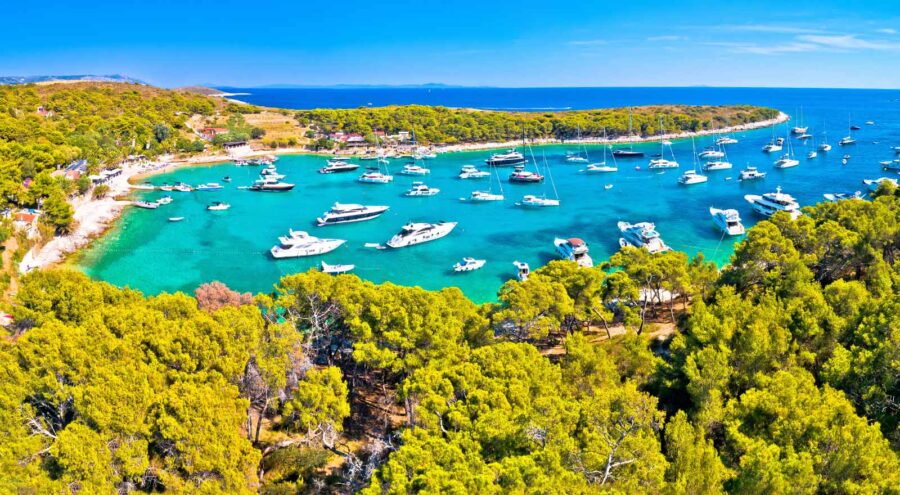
top-left (716, 23), bottom-right (824, 34)
top-left (797, 34), bottom-right (900, 50)
top-left (876, 28), bottom-right (897, 34)
top-left (647, 35), bottom-right (687, 42)
top-left (567, 39), bottom-right (607, 46)
top-left (731, 42), bottom-right (820, 55)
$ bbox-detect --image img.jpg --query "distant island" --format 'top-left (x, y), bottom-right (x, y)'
top-left (0, 74), bottom-right (146, 86)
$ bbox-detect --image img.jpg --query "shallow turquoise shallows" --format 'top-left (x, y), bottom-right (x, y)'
top-left (78, 93), bottom-right (900, 302)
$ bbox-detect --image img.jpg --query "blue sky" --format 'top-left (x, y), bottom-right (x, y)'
top-left (1, 0), bottom-right (898, 88)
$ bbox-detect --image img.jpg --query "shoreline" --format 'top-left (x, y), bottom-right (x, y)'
top-left (158, 111), bottom-right (790, 169)
top-left (21, 111), bottom-right (787, 274)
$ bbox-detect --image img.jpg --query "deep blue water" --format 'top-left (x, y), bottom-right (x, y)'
top-left (218, 86), bottom-right (900, 113)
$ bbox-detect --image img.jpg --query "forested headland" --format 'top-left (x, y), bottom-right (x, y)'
top-left (1, 184), bottom-right (897, 494)
top-left (295, 104), bottom-right (780, 145)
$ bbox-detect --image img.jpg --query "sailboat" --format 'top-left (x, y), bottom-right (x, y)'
top-left (774, 130), bottom-right (800, 168)
top-left (839, 114), bottom-right (856, 146)
top-left (648, 118), bottom-right (679, 169)
top-left (818, 129), bottom-right (832, 152)
top-left (516, 149), bottom-right (560, 207)
top-left (565, 126), bottom-right (590, 163)
top-left (679, 137), bottom-right (709, 185)
top-left (461, 164), bottom-right (505, 202)
top-left (762, 124), bottom-right (783, 153)
top-left (791, 107), bottom-right (808, 135)
top-left (703, 130), bottom-right (733, 171)
top-left (613, 108), bottom-right (644, 158)
top-left (585, 128), bottom-right (618, 173)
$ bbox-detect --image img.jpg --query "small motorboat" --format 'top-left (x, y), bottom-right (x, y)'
top-left (222, 176), bottom-right (232, 183)
top-left (133, 201), bottom-right (158, 209)
top-left (807, 151), bottom-right (817, 159)
top-left (865, 121), bottom-right (875, 126)
top-left (321, 261), bottom-right (355, 274)
top-left (168, 217), bottom-right (185, 222)
top-left (604, 184), bottom-right (613, 190)
top-left (158, 184), bottom-right (174, 192)
top-left (404, 182), bottom-right (440, 197)
top-left (516, 195), bottom-right (560, 207)
top-left (207, 201), bottom-right (230, 211)
top-left (364, 242), bottom-right (387, 250)
top-left (453, 257), bottom-right (486, 272)
top-left (512, 261), bottom-right (530, 282)
top-left (585, 162), bottom-right (617, 173)
top-left (173, 183), bottom-right (193, 192)
top-left (196, 182), bottom-right (223, 191)
top-left (156, 196), bottom-right (173, 205)
top-left (399, 164), bottom-right (431, 176)
top-left (130, 183), bottom-right (156, 191)
top-left (850, 125), bottom-right (861, 130)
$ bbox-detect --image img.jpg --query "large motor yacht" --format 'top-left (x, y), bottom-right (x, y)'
top-left (462, 190), bottom-right (504, 202)
top-left (618, 221), bottom-right (671, 254)
top-left (554, 237), bottom-right (593, 267)
top-left (863, 177), bottom-right (899, 192)
top-left (386, 221), bottom-right (457, 248)
top-left (316, 203), bottom-right (389, 226)
top-left (709, 207), bottom-right (746, 236)
top-left (744, 186), bottom-right (801, 219)
top-left (319, 157), bottom-right (360, 174)
top-left (399, 164), bottom-right (431, 176)
top-left (249, 177), bottom-right (295, 191)
top-left (270, 232), bottom-right (345, 259)
top-left (485, 149), bottom-right (527, 166)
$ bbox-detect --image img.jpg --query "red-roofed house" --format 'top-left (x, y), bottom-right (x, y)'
top-left (201, 127), bottom-right (229, 140)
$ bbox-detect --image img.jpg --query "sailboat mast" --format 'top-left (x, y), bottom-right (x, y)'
top-left (542, 150), bottom-right (559, 200)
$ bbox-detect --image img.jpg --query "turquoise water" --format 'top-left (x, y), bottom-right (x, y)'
top-left (79, 94), bottom-right (900, 302)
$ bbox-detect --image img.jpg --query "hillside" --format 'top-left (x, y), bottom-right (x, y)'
top-left (0, 74), bottom-right (146, 85)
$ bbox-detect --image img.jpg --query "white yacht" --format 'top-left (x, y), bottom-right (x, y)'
top-left (882, 160), bottom-right (900, 171)
top-left (744, 186), bottom-right (801, 219)
top-left (565, 152), bottom-right (589, 163)
top-left (316, 203), bottom-right (388, 226)
top-left (703, 161), bottom-right (733, 171)
top-left (386, 221), bottom-right (457, 248)
top-left (774, 155), bottom-right (800, 168)
top-left (698, 148), bottom-right (725, 159)
top-left (156, 196), bottom-right (173, 205)
top-left (249, 177), bottom-right (295, 191)
top-left (206, 201), bottom-right (230, 211)
top-left (762, 142), bottom-right (783, 153)
top-left (357, 170), bottom-right (393, 184)
top-left (319, 157), bottom-right (360, 174)
top-left (399, 164), bottom-right (431, 176)
top-left (508, 166), bottom-right (544, 183)
top-left (459, 165), bottom-right (490, 179)
top-left (512, 261), bottom-right (530, 282)
top-left (863, 177), bottom-right (898, 192)
top-left (773, 135), bottom-right (799, 168)
top-left (485, 149), bottom-right (527, 166)
top-left (819, 131), bottom-right (832, 152)
top-left (173, 183), bottom-right (193, 192)
top-left (586, 162), bottom-right (618, 173)
top-left (709, 207), bottom-right (745, 236)
top-left (270, 234), bottom-right (345, 259)
top-left (462, 190), bottom-right (504, 202)
top-left (807, 151), bottom-right (817, 159)
top-left (453, 257), bottom-right (486, 272)
top-left (680, 138), bottom-right (708, 184)
top-left (649, 119), bottom-right (679, 169)
top-left (839, 115), bottom-right (856, 146)
top-left (133, 200), bottom-right (158, 209)
top-left (618, 221), bottom-right (670, 254)
top-left (554, 237), bottom-right (593, 267)
top-left (517, 194), bottom-right (560, 207)
top-left (738, 166), bottom-right (767, 181)
top-left (679, 170), bottom-right (708, 185)
top-left (321, 261), bottom-right (355, 274)
top-left (716, 136), bottom-right (739, 145)
top-left (196, 182), bottom-right (224, 191)
top-left (791, 108), bottom-right (808, 135)
top-left (404, 182), bottom-right (440, 197)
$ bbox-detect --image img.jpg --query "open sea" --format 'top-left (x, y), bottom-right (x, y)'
top-left (77, 87), bottom-right (900, 302)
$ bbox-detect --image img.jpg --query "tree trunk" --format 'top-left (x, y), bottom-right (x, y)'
top-left (254, 401), bottom-right (268, 444)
